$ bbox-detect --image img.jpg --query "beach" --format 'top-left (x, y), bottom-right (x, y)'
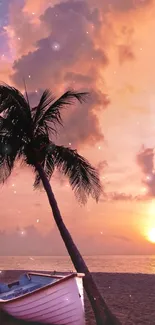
top-left (0, 270), bottom-right (155, 325)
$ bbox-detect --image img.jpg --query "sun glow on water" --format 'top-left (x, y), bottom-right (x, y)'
top-left (141, 201), bottom-right (155, 243)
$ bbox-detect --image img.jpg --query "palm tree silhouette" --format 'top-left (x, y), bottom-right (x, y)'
top-left (0, 83), bottom-right (121, 325)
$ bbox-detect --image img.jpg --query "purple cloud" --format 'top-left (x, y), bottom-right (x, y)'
top-left (10, 0), bottom-right (109, 148)
top-left (137, 147), bottom-right (155, 197)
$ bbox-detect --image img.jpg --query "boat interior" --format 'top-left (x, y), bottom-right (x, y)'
top-left (0, 273), bottom-right (61, 301)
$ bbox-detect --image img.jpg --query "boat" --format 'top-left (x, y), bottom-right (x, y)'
top-left (0, 272), bottom-right (85, 325)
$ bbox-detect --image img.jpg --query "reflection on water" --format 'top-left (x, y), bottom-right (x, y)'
top-left (0, 255), bottom-right (155, 274)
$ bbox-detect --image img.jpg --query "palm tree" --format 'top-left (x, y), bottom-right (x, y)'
top-left (0, 83), bottom-right (121, 325)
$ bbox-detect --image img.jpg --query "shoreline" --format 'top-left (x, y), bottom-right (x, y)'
top-left (0, 270), bottom-right (155, 325)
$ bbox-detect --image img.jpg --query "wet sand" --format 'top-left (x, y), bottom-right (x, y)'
top-left (0, 270), bottom-right (155, 325)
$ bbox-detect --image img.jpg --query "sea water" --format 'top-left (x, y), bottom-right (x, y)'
top-left (0, 255), bottom-right (155, 274)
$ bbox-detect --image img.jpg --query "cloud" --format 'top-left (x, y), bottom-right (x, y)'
top-left (136, 147), bottom-right (155, 197)
top-left (7, 0), bottom-right (153, 150)
top-left (97, 160), bottom-right (108, 172)
top-left (55, 91), bottom-right (107, 147)
top-left (113, 235), bottom-right (132, 242)
top-left (0, 60), bottom-right (12, 83)
top-left (0, 224), bottom-right (137, 256)
top-left (9, 0), bottom-right (110, 148)
top-left (93, 0), bottom-right (152, 12)
top-left (11, 1), bottom-right (108, 87)
top-left (23, 0), bottom-right (50, 15)
top-left (5, 0), bottom-right (49, 58)
top-left (100, 191), bottom-right (148, 202)
top-left (118, 44), bottom-right (135, 64)
top-left (0, 225), bottom-right (67, 256)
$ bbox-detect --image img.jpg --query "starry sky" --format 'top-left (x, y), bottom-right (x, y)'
top-left (0, 0), bottom-right (155, 256)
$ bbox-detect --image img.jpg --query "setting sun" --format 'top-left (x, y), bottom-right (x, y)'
top-left (147, 228), bottom-right (155, 243)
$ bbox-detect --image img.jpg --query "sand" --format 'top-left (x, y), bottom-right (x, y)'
top-left (0, 270), bottom-right (155, 325)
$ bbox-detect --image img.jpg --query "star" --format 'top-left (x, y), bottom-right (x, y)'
top-left (146, 175), bottom-right (152, 181)
top-left (51, 42), bottom-right (60, 51)
top-left (141, 187), bottom-right (147, 193)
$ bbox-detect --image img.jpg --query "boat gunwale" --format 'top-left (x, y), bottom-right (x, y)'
top-left (0, 272), bottom-right (85, 305)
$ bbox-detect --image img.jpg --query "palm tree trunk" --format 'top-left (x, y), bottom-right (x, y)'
top-left (35, 162), bottom-right (121, 325)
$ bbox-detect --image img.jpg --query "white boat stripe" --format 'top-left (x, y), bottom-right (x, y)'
top-left (6, 287), bottom-right (70, 309)
top-left (17, 300), bottom-right (77, 318)
top-left (24, 306), bottom-right (78, 321)
top-left (36, 309), bottom-right (78, 323)
top-left (8, 291), bottom-right (72, 312)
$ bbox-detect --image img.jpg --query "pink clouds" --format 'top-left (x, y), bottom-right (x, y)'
top-left (5, 1), bottom-right (49, 58)
top-left (10, 0), bottom-right (109, 148)
top-left (137, 147), bottom-right (155, 197)
top-left (23, 0), bottom-right (50, 15)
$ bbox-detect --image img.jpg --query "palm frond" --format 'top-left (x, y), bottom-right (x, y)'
top-left (0, 155), bottom-right (12, 183)
top-left (3, 106), bottom-right (31, 145)
top-left (0, 83), bottom-right (30, 117)
top-left (0, 116), bottom-right (8, 130)
top-left (35, 90), bottom-right (89, 136)
top-left (33, 89), bottom-right (55, 126)
top-left (33, 153), bottom-right (55, 188)
top-left (0, 112), bottom-right (30, 185)
top-left (23, 78), bottom-right (30, 109)
top-left (50, 144), bottom-right (102, 204)
top-left (33, 142), bottom-right (55, 188)
top-left (0, 137), bottom-right (18, 183)
top-left (0, 83), bottom-right (98, 207)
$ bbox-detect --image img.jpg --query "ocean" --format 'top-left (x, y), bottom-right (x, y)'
top-left (0, 255), bottom-right (155, 274)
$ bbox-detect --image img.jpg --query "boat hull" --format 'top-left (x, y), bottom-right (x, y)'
top-left (0, 273), bottom-right (85, 325)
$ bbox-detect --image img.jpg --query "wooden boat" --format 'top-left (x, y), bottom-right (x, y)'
top-left (0, 272), bottom-right (85, 325)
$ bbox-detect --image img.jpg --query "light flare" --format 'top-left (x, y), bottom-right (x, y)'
top-left (147, 228), bottom-right (155, 243)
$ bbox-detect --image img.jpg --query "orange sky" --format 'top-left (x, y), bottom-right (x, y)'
top-left (0, 0), bottom-right (155, 255)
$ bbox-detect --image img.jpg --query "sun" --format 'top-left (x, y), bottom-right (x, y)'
top-left (147, 228), bottom-right (155, 243)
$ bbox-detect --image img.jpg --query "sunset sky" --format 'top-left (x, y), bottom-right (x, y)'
top-left (1, 0), bottom-right (155, 255)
